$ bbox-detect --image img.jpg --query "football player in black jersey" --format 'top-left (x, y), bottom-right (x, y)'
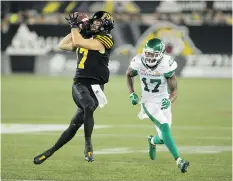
top-left (33, 11), bottom-right (114, 164)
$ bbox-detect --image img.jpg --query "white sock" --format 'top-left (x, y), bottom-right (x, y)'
top-left (176, 157), bottom-right (182, 165)
top-left (150, 137), bottom-right (156, 145)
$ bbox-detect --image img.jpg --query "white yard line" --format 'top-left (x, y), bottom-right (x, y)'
top-left (94, 146), bottom-right (232, 155)
top-left (0, 124), bottom-right (110, 134)
top-left (1, 123), bottom-right (232, 135)
top-left (1, 124), bottom-right (231, 141)
top-left (110, 161), bottom-right (232, 167)
top-left (4, 132), bottom-right (230, 140)
top-left (1, 123), bottom-right (231, 130)
top-left (113, 124), bottom-right (232, 130)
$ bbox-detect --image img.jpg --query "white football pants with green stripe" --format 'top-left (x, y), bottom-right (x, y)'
top-left (138, 100), bottom-right (172, 139)
top-left (139, 100), bottom-right (180, 160)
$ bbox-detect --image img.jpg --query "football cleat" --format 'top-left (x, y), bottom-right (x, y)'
top-left (177, 159), bottom-right (190, 173)
top-left (148, 135), bottom-right (156, 160)
top-left (84, 151), bottom-right (94, 162)
top-left (84, 141), bottom-right (94, 162)
top-left (33, 149), bottom-right (53, 165)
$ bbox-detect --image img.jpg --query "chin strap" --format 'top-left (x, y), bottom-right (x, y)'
top-left (146, 60), bottom-right (161, 70)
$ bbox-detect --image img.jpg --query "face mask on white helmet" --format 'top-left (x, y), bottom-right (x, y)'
top-left (143, 47), bottom-right (164, 68)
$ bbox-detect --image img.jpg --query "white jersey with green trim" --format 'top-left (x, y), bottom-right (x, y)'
top-left (130, 54), bottom-right (177, 103)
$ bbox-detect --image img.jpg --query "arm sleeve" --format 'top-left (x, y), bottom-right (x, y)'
top-left (164, 58), bottom-right (177, 78)
top-left (94, 35), bottom-right (114, 49)
top-left (129, 56), bottom-right (140, 76)
top-left (129, 56), bottom-right (139, 70)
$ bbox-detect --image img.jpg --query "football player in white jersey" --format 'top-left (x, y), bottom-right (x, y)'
top-left (126, 38), bottom-right (189, 173)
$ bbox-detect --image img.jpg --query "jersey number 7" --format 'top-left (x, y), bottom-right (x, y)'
top-left (78, 48), bottom-right (88, 69)
top-left (142, 78), bottom-right (161, 93)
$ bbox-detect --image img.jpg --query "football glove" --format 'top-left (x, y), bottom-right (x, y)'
top-left (130, 92), bottom-right (139, 105)
top-left (161, 98), bottom-right (171, 110)
top-left (65, 12), bottom-right (79, 28)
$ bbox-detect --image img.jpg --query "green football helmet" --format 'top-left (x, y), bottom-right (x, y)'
top-left (142, 38), bottom-right (165, 68)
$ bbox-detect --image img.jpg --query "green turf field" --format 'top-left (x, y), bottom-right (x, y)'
top-left (1, 75), bottom-right (232, 181)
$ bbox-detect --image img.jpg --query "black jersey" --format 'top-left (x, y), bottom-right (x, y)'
top-left (73, 34), bottom-right (114, 85)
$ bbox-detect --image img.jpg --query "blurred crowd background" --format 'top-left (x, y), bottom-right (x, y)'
top-left (1, 1), bottom-right (232, 78)
top-left (1, 1), bottom-right (232, 29)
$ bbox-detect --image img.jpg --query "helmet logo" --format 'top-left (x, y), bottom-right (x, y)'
top-left (102, 13), bottom-right (112, 21)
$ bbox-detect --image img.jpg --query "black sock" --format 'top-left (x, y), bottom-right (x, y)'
top-left (49, 109), bottom-right (84, 154)
top-left (50, 123), bottom-right (82, 153)
top-left (84, 117), bottom-right (94, 144)
top-left (83, 106), bottom-right (95, 149)
top-left (85, 137), bottom-right (93, 152)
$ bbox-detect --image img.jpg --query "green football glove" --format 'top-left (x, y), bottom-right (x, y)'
top-left (130, 92), bottom-right (139, 105)
top-left (161, 98), bottom-right (171, 110)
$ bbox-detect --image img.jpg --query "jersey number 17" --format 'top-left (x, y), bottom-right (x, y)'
top-left (142, 78), bottom-right (161, 93)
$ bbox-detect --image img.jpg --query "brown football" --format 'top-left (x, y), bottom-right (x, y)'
top-left (76, 12), bottom-right (89, 22)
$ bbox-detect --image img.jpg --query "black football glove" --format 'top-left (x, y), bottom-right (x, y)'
top-left (65, 12), bottom-right (79, 28)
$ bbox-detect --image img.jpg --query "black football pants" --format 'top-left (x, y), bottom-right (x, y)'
top-left (51, 82), bottom-right (99, 153)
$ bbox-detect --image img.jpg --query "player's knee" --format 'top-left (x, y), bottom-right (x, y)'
top-left (71, 119), bottom-right (83, 128)
top-left (84, 104), bottom-right (96, 114)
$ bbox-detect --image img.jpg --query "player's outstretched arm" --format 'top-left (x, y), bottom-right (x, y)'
top-left (126, 67), bottom-right (136, 94)
top-left (126, 66), bottom-right (139, 105)
top-left (58, 33), bottom-right (74, 51)
top-left (167, 74), bottom-right (177, 103)
top-left (71, 28), bottom-right (105, 51)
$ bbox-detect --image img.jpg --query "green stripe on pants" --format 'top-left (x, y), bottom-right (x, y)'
top-left (142, 103), bottom-right (161, 127)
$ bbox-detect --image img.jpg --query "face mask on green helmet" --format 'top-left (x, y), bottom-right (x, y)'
top-left (142, 39), bottom-right (165, 68)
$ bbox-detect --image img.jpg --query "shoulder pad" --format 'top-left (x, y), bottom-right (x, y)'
top-left (130, 54), bottom-right (143, 71)
top-left (94, 34), bottom-right (114, 49)
top-left (163, 55), bottom-right (177, 74)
